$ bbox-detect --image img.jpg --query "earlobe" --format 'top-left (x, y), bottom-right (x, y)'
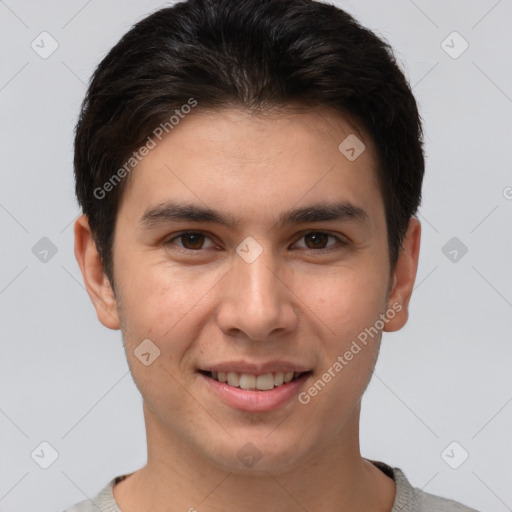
top-left (74, 214), bottom-right (121, 330)
top-left (384, 217), bottom-right (421, 332)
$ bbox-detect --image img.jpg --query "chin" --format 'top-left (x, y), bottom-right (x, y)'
top-left (200, 430), bottom-right (314, 475)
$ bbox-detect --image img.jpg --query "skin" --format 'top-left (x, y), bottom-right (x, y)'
top-left (74, 107), bottom-right (421, 512)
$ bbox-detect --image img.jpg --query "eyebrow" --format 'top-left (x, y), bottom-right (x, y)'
top-left (139, 200), bottom-right (368, 230)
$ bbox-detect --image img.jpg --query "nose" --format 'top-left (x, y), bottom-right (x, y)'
top-left (215, 244), bottom-right (298, 342)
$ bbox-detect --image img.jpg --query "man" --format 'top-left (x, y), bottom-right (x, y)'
top-left (65, 0), bottom-right (479, 510)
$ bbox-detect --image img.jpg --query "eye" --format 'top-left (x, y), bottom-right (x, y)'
top-left (164, 230), bottom-right (347, 254)
top-left (165, 231), bottom-right (216, 252)
top-left (293, 231), bottom-right (347, 252)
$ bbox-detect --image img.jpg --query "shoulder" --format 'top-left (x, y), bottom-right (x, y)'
top-left (62, 502), bottom-right (96, 512)
top-left (413, 489), bottom-right (481, 512)
top-left (369, 459), bottom-right (480, 512)
top-left (61, 474), bottom-right (128, 512)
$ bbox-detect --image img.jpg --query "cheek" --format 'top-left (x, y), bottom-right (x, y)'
top-left (115, 263), bottom-right (222, 406)
top-left (306, 267), bottom-right (389, 410)
top-left (117, 258), bottom-right (215, 338)
top-left (115, 277), bottom-right (200, 418)
top-left (309, 264), bottom-right (389, 342)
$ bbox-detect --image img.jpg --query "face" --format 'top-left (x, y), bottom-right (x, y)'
top-left (76, 107), bottom-right (419, 475)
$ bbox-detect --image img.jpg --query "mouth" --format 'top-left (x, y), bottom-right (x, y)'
top-left (198, 370), bottom-right (312, 392)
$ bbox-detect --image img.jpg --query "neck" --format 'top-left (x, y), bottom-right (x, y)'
top-left (113, 402), bottom-right (396, 512)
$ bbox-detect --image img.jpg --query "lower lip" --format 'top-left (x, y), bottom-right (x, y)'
top-left (200, 372), bottom-right (312, 412)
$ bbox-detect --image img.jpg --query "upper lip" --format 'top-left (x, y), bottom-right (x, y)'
top-left (199, 361), bottom-right (312, 375)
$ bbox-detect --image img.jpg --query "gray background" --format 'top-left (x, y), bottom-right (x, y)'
top-left (1, 1), bottom-right (511, 511)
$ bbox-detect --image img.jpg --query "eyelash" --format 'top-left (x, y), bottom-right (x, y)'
top-left (163, 231), bottom-right (348, 255)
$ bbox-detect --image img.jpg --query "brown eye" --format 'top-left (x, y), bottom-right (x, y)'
top-left (294, 231), bottom-right (344, 252)
top-left (179, 232), bottom-right (205, 250)
top-left (304, 232), bottom-right (330, 249)
top-left (165, 231), bottom-right (215, 252)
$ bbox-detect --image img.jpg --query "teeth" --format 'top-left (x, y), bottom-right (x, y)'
top-left (209, 371), bottom-right (304, 390)
top-left (239, 374), bottom-right (256, 390)
top-left (256, 373), bottom-right (274, 390)
top-left (227, 372), bottom-right (239, 387)
top-left (284, 371), bottom-right (294, 383)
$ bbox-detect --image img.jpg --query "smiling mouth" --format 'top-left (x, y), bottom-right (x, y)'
top-left (199, 370), bottom-right (311, 391)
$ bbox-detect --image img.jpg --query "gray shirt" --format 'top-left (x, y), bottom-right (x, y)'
top-left (62, 459), bottom-right (480, 511)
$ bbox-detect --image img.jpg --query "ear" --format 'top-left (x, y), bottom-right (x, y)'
top-left (74, 214), bottom-right (120, 330)
top-left (383, 217), bottom-right (421, 332)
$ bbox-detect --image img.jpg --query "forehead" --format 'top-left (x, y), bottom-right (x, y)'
top-left (117, 107), bottom-right (383, 226)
